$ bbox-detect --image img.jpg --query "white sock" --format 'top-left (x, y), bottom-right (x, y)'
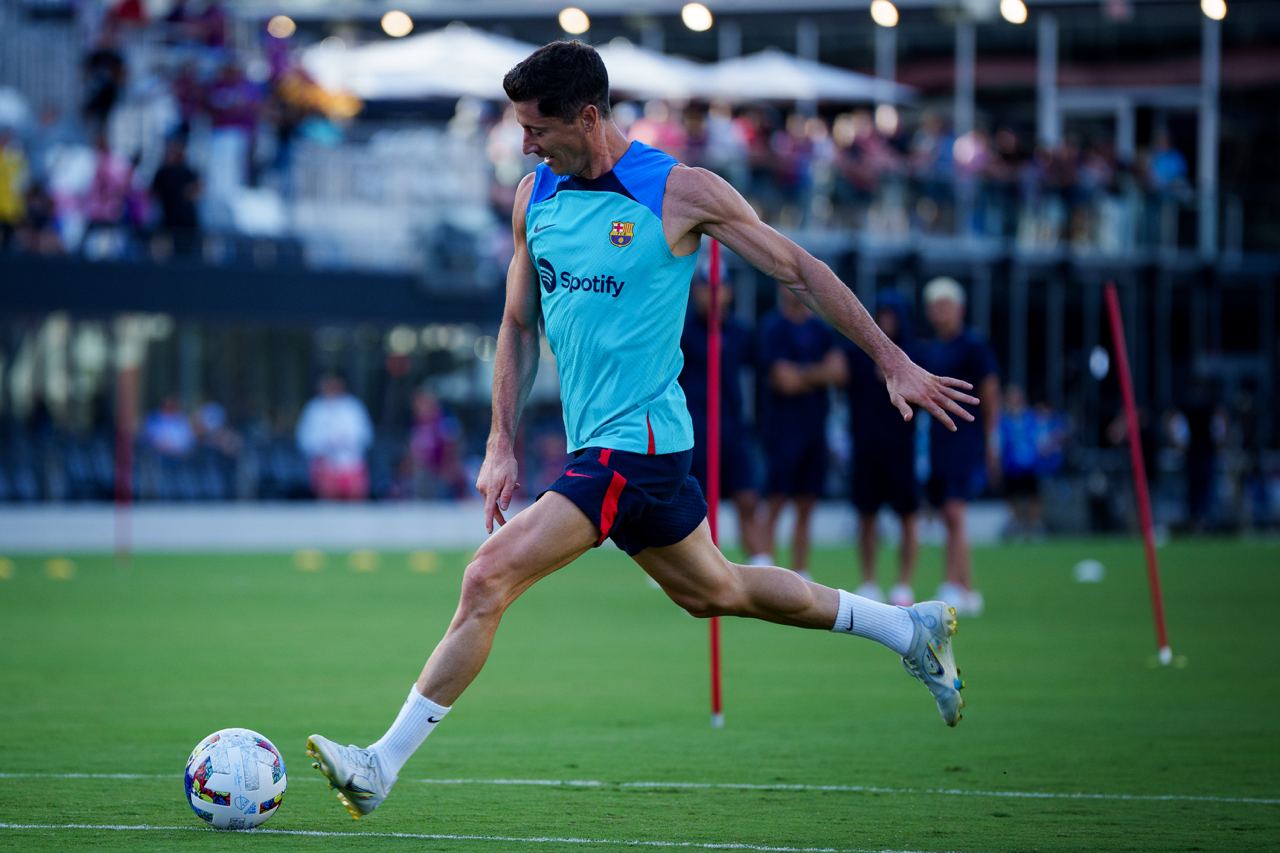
top-left (831, 588), bottom-right (914, 655)
top-left (368, 687), bottom-right (451, 779)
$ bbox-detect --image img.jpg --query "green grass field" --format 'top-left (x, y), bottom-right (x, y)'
top-left (2, 538), bottom-right (1279, 851)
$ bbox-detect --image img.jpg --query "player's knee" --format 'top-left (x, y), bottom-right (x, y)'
top-left (459, 554), bottom-right (512, 616)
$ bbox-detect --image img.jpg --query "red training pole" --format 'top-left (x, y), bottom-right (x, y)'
top-left (707, 240), bottom-right (725, 727)
top-left (1103, 282), bottom-right (1172, 665)
top-left (114, 365), bottom-right (137, 565)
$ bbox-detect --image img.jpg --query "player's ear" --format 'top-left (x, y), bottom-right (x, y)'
top-left (579, 104), bottom-right (597, 133)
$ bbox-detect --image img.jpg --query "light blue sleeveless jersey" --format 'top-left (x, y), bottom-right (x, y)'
top-left (526, 141), bottom-right (698, 454)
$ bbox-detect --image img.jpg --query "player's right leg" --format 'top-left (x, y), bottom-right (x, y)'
top-left (308, 491), bottom-right (597, 819)
top-left (635, 521), bottom-right (965, 726)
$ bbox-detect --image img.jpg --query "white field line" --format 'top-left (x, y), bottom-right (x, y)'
top-left (0, 822), bottom-right (930, 852)
top-left (1, 772), bottom-right (1277, 807)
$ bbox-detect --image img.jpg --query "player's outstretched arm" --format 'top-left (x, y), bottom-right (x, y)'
top-left (668, 166), bottom-right (979, 431)
top-left (477, 173), bottom-right (542, 531)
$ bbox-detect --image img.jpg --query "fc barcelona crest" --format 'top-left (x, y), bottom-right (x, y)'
top-left (609, 221), bottom-right (635, 247)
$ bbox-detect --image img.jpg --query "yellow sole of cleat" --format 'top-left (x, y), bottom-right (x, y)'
top-left (306, 738), bottom-right (363, 821)
top-left (335, 790), bottom-right (362, 820)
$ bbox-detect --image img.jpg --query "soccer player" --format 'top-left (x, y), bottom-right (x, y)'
top-left (759, 286), bottom-right (846, 579)
top-left (679, 259), bottom-right (771, 564)
top-left (307, 42), bottom-right (977, 820)
top-left (844, 293), bottom-right (921, 607)
top-left (919, 278), bottom-right (1001, 615)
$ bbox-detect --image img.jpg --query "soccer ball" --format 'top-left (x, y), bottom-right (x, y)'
top-left (183, 727), bottom-right (287, 830)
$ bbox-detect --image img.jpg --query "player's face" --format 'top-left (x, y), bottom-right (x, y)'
top-left (513, 100), bottom-right (589, 176)
top-left (926, 298), bottom-right (964, 337)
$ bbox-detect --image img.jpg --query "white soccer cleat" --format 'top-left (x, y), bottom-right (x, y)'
top-left (306, 734), bottom-right (394, 820)
top-left (855, 581), bottom-right (886, 603)
top-left (900, 600), bottom-right (965, 727)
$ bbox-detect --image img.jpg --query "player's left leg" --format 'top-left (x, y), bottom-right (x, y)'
top-left (308, 492), bottom-right (598, 819)
top-left (634, 521), bottom-right (965, 725)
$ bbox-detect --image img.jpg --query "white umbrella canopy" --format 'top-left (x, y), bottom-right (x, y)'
top-left (596, 39), bottom-right (708, 101)
top-left (701, 49), bottom-right (916, 104)
top-left (301, 23), bottom-right (541, 101)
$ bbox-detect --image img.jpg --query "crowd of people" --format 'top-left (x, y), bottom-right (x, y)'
top-left (486, 98), bottom-right (1195, 253)
top-left (0, 0), bottom-right (352, 262)
top-left (0, 1), bottom-right (1203, 270)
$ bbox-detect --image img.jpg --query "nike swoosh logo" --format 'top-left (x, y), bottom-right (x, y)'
top-left (565, 470), bottom-right (592, 479)
top-left (533, 223), bottom-right (556, 233)
top-left (846, 609), bottom-right (855, 633)
top-left (427, 716), bottom-right (442, 724)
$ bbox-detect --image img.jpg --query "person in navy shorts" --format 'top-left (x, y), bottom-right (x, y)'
top-left (844, 292), bottom-right (922, 607)
top-left (680, 260), bottom-right (771, 564)
top-left (759, 286), bottom-right (847, 579)
top-left (920, 278), bottom-right (1001, 616)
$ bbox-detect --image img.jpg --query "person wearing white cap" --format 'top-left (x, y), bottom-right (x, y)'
top-left (921, 277), bottom-right (1001, 616)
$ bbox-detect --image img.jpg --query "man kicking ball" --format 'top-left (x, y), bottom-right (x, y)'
top-left (307, 40), bottom-right (975, 820)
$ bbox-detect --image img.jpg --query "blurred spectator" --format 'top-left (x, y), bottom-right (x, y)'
top-left (0, 128), bottom-right (26, 249)
top-left (628, 100), bottom-right (686, 158)
top-left (844, 292), bottom-right (926, 604)
top-left (999, 385), bottom-right (1045, 539)
top-left (679, 261), bottom-right (770, 564)
top-left (407, 389), bottom-right (466, 499)
top-left (165, 0), bottom-right (228, 50)
top-left (80, 132), bottom-right (133, 257)
top-left (204, 60), bottom-right (262, 227)
top-left (1148, 130), bottom-right (1188, 194)
top-left (144, 396), bottom-right (196, 457)
top-left (82, 30), bottom-right (126, 135)
top-left (150, 135), bottom-right (201, 257)
top-left (170, 62), bottom-right (206, 135)
top-left (844, 292), bottom-right (921, 607)
top-left (296, 372), bottom-right (373, 501)
top-left (920, 277), bottom-right (1000, 616)
top-left (759, 286), bottom-right (846, 579)
top-left (194, 400), bottom-right (241, 457)
top-left (1169, 379), bottom-right (1226, 532)
top-left (16, 182), bottom-right (62, 255)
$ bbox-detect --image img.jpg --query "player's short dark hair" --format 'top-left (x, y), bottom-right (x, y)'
top-left (503, 40), bottom-right (611, 122)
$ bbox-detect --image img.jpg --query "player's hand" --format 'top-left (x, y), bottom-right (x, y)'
top-left (884, 357), bottom-right (979, 432)
top-left (475, 448), bottom-right (520, 533)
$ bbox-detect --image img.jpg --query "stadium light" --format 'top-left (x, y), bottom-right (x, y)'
top-left (1200, 0), bottom-right (1227, 20)
top-left (999, 0), bottom-right (1028, 25)
top-left (381, 10), bottom-right (414, 38)
top-left (266, 15), bottom-right (296, 39)
top-left (559, 7), bottom-right (591, 35)
top-left (682, 3), bottom-right (714, 32)
top-left (869, 0), bottom-right (899, 28)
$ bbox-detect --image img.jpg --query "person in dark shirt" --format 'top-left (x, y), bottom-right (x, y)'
top-left (920, 278), bottom-right (1001, 615)
top-left (151, 136), bottom-right (201, 256)
top-left (759, 286), bottom-right (846, 579)
top-left (1174, 379), bottom-right (1225, 532)
top-left (844, 292), bottom-right (921, 606)
top-left (680, 263), bottom-right (771, 563)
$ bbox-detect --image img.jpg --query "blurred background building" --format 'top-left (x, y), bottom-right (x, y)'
top-left (0, 0), bottom-right (1276, 535)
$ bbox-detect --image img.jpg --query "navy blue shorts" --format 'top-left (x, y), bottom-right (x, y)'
top-left (926, 460), bottom-right (985, 506)
top-left (765, 432), bottom-right (827, 498)
top-left (545, 447), bottom-right (708, 556)
top-left (690, 430), bottom-right (756, 497)
top-left (853, 445), bottom-right (920, 516)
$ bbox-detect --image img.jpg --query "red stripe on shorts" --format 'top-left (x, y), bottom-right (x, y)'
top-left (597, 470), bottom-right (627, 545)
top-left (599, 448), bottom-right (612, 467)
